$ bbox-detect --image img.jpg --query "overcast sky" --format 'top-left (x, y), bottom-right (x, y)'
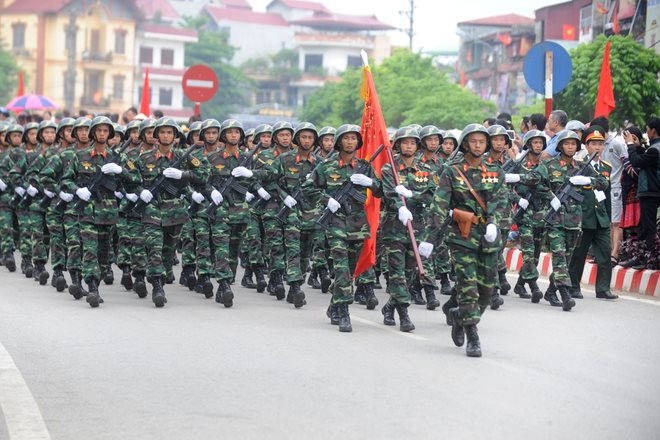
top-left (250, 0), bottom-right (561, 51)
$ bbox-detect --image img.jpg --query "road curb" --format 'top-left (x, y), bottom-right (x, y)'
top-left (503, 247), bottom-right (660, 297)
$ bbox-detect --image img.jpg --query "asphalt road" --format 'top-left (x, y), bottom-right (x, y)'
top-left (0, 265), bottom-right (658, 440)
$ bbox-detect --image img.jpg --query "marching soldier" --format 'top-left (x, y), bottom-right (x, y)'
top-left (316, 126), bottom-right (336, 160)
top-left (0, 123), bottom-right (25, 272)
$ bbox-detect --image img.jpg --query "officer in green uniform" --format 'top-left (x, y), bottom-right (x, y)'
top-left (419, 124), bottom-right (507, 357)
top-left (0, 124), bottom-right (25, 272)
top-left (569, 126), bottom-right (618, 300)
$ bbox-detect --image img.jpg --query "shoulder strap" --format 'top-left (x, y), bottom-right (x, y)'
top-left (452, 164), bottom-right (488, 215)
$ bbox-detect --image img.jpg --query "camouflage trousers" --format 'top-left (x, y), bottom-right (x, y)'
top-left (192, 216), bottom-right (212, 276)
top-left (16, 209), bottom-right (31, 257)
top-left (80, 222), bottom-right (113, 283)
top-left (328, 236), bottom-right (366, 304)
top-left (496, 228), bottom-right (510, 273)
top-left (310, 228), bottom-right (327, 270)
top-left (180, 218), bottom-right (196, 270)
top-left (518, 224), bottom-right (545, 281)
top-left (383, 234), bottom-right (413, 305)
top-left (450, 243), bottom-right (497, 326)
top-left (263, 215), bottom-right (303, 282)
top-left (246, 212), bottom-right (266, 268)
top-left (28, 209), bottom-right (48, 264)
top-left (144, 223), bottom-right (182, 278)
top-left (116, 216), bottom-right (131, 267)
top-left (116, 215), bottom-right (147, 275)
top-left (413, 219), bottom-right (436, 287)
top-left (63, 213), bottom-right (82, 271)
top-left (433, 237), bottom-right (451, 275)
top-left (547, 226), bottom-right (581, 288)
top-left (0, 207), bottom-right (15, 254)
top-left (46, 206), bottom-right (66, 270)
top-left (211, 221), bottom-right (245, 281)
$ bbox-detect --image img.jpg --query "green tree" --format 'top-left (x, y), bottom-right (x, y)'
top-left (511, 99), bottom-right (546, 130)
top-left (555, 35), bottom-right (660, 128)
top-left (181, 16), bottom-right (251, 119)
top-left (0, 38), bottom-right (20, 106)
top-left (301, 49), bottom-right (495, 129)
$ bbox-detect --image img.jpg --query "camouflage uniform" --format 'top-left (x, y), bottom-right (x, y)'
top-left (0, 124), bottom-right (24, 271)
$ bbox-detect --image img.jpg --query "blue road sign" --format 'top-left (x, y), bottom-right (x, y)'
top-left (523, 41), bottom-right (573, 95)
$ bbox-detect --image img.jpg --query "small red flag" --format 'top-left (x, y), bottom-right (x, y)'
top-left (496, 32), bottom-right (512, 46)
top-left (612, 0), bottom-right (621, 34)
top-left (562, 24), bottom-right (577, 40)
top-left (139, 67), bottom-right (150, 116)
top-left (595, 1), bottom-right (609, 14)
top-left (594, 41), bottom-right (616, 119)
top-left (17, 71), bottom-right (24, 97)
top-left (460, 68), bottom-right (466, 87)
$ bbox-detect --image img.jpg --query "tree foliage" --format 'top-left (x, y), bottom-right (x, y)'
top-left (555, 35), bottom-right (660, 128)
top-left (301, 49), bottom-right (495, 129)
top-left (181, 16), bottom-right (251, 119)
top-left (0, 39), bottom-right (20, 106)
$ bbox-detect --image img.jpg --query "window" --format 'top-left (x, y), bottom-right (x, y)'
top-left (159, 87), bottom-right (172, 106)
top-left (90, 29), bottom-right (100, 53)
top-left (113, 75), bottom-right (124, 99)
top-left (346, 55), bottom-right (361, 70)
top-left (161, 48), bottom-right (174, 66)
top-left (139, 46), bottom-right (153, 64)
top-left (304, 54), bottom-right (323, 73)
top-left (114, 30), bottom-right (126, 54)
top-left (580, 5), bottom-right (592, 33)
top-left (12, 23), bottom-right (25, 49)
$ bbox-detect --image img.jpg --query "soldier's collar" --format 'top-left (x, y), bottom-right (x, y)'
top-left (156, 149), bottom-right (173, 160)
top-left (338, 158), bottom-right (356, 168)
top-left (296, 153), bottom-right (314, 163)
top-left (222, 148), bottom-right (239, 159)
top-left (90, 147), bottom-right (107, 158)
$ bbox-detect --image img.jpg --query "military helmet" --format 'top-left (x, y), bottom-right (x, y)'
top-left (113, 123), bottom-right (126, 138)
top-left (22, 122), bottom-right (39, 143)
top-left (125, 119), bottom-right (141, 141)
top-left (458, 123), bottom-right (490, 152)
top-left (407, 123), bottom-right (423, 132)
top-left (0, 121), bottom-right (6, 135)
top-left (186, 120), bottom-right (203, 144)
top-left (522, 129), bottom-right (547, 150)
top-left (419, 125), bottom-right (443, 143)
top-left (272, 120), bottom-right (294, 137)
top-left (56, 117), bottom-right (75, 141)
top-left (333, 124), bottom-right (363, 151)
top-left (37, 120), bottom-right (58, 143)
top-left (393, 126), bottom-right (421, 146)
top-left (245, 128), bottom-right (255, 138)
top-left (253, 124), bottom-right (273, 143)
top-left (72, 117), bottom-right (92, 140)
top-left (153, 117), bottom-right (180, 139)
top-left (219, 118), bottom-right (245, 143)
top-left (89, 115), bottom-right (116, 142)
top-left (4, 123), bottom-right (24, 143)
top-left (566, 120), bottom-right (586, 133)
top-left (199, 118), bottom-right (221, 143)
top-left (318, 126), bottom-right (336, 138)
top-left (487, 124), bottom-right (512, 147)
top-left (138, 118), bottom-right (157, 140)
top-left (555, 129), bottom-right (581, 153)
top-left (293, 121), bottom-right (318, 146)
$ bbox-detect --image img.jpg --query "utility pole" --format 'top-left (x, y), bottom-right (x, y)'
top-left (64, 10), bottom-right (77, 113)
top-left (400, 0), bottom-right (415, 50)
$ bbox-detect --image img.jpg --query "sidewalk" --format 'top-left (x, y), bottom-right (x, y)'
top-left (503, 248), bottom-right (660, 297)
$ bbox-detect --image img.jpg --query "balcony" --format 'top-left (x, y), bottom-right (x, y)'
top-left (81, 51), bottom-right (113, 63)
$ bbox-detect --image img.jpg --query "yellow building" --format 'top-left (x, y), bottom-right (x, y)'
top-left (0, 0), bottom-right (140, 113)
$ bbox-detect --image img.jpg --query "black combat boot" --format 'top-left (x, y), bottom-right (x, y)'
top-left (23, 256), bottom-right (33, 278)
top-left (185, 267), bottom-right (197, 291)
top-left (215, 279), bottom-right (234, 308)
top-left (270, 271), bottom-right (285, 300)
top-left (374, 269), bottom-right (382, 290)
top-left (490, 289), bottom-right (504, 310)
top-left (318, 267), bottom-right (331, 293)
top-left (558, 286), bottom-right (575, 312)
top-left (424, 285), bottom-right (440, 310)
top-left (363, 283), bottom-right (378, 310)
top-left (150, 276), bottom-right (166, 308)
top-left (569, 286), bottom-right (583, 299)
top-left (498, 269), bottom-right (510, 295)
top-left (68, 270), bottom-right (83, 299)
top-left (120, 266), bottom-right (133, 290)
top-left (449, 308), bottom-right (464, 347)
top-left (86, 278), bottom-right (101, 308)
top-left (36, 263), bottom-right (49, 285)
top-left (254, 265), bottom-right (267, 293)
top-left (464, 324), bottom-right (482, 357)
top-left (513, 277), bottom-right (529, 298)
top-left (178, 266), bottom-right (188, 286)
top-left (197, 274), bottom-right (214, 298)
top-left (338, 303), bottom-right (352, 333)
top-left (51, 268), bottom-right (57, 288)
top-left (289, 282), bottom-right (305, 308)
top-left (165, 266), bottom-right (175, 284)
top-left (354, 284), bottom-right (367, 305)
top-left (395, 304), bottom-right (415, 332)
top-left (241, 266), bottom-right (256, 289)
top-left (410, 279), bottom-right (426, 305)
top-left (528, 279), bottom-right (543, 303)
top-left (381, 301), bottom-right (396, 326)
top-left (326, 303), bottom-right (339, 325)
top-left (102, 267), bottom-right (114, 285)
top-left (132, 273), bottom-right (147, 298)
top-left (53, 268), bottom-right (67, 292)
top-left (307, 268), bottom-right (321, 289)
top-left (544, 278), bottom-right (562, 307)
top-left (439, 273), bottom-right (451, 295)
top-left (4, 252), bottom-right (16, 272)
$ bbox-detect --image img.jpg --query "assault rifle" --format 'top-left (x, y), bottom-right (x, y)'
top-left (9, 148), bottom-right (46, 209)
top-left (502, 149), bottom-right (529, 174)
top-left (275, 154), bottom-right (324, 223)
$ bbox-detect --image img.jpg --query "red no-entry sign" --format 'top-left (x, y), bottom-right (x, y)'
top-left (182, 65), bottom-right (218, 103)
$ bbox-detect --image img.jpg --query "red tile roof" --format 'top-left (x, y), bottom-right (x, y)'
top-left (268, 0), bottom-right (328, 13)
top-left (458, 13), bottom-right (534, 27)
top-left (291, 12), bottom-right (394, 31)
top-left (1, 0), bottom-right (69, 14)
top-left (141, 23), bottom-right (197, 38)
top-left (218, 0), bottom-right (252, 9)
top-left (205, 5), bottom-right (288, 27)
top-left (134, 0), bottom-right (180, 21)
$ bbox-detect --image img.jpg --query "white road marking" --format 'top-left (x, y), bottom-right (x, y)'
top-left (351, 315), bottom-right (429, 341)
top-left (0, 341), bottom-right (51, 440)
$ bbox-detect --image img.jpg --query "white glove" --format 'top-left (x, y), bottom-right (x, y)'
top-left (0, 179), bottom-right (6, 191)
top-left (59, 191), bottom-right (73, 202)
top-left (114, 191), bottom-right (123, 199)
top-left (139, 189), bottom-right (153, 203)
top-left (505, 173), bottom-right (521, 183)
top-left (418, 241), bottom-right (434, 258)
top-left (448, 209), bottom-right (453, 218)
top-left (163, 167), bottom-right (183, 180)
top-left (518, 198), bottom-right (529, 210)
top-left (350, 173), bottom-right (373, 187)
top-left (569, 175), bottom-right (591, 186)
top-left (550, 196), bottom-right (561, 211)
top-left (395, 184), bottom-right (413, 198)
top-left (245, 191), bottom-right (254, 202)
top-left (26, 185), bottom-right (38, 197)
top-left (44, 189), bottom-right (55, 199)
top-left (14, 187), bottom-right (25, 197)
top-left (594, 190), bottom-right (607, 202)
top-left (231, 166), bottom-right (253, 178)
top-left (284, 195), bottom-right (297, 208)
top-left (75, 187), bottom-right (91, 202)
top-left (126, 193), bottom-right (138, 203)
top-left (257, 187), bottom-right (271, 200)
top-left (484, 223), bottom-right (498, 243)
top-left (327, 197), bottom-right (341, 213)
top-left (211, 189), bottom-right (223, 205)
top-left (192, 191), bottom-right (205, 204)
top-left (398, 205), bottom-right (413, 226)
top-left (101, 163), bottom-right (122, 175)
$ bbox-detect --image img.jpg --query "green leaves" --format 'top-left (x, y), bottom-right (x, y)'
top-left (0, 38), bottom-right (20, 106)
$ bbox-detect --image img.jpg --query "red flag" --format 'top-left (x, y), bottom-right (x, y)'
top-left (594, 41), bottom-right (616, 118)
top-left (562, 24), bottom-right (577, 40)
top-left (612, 0), bottom-right (620, 34)
top-left (17, 71), bottom-right (24, 96)
top-left (595, 1), bottom-right (609, 14)
top-left (460, 68), bottom-right (466, 87)
top-left (353, 65), bottom-right (390, 279)
top-left (496, 32), bottom-right (512, 46)
top-left (139, 67), bottom-right (150, 116)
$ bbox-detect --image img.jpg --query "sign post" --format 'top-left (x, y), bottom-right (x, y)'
top-left (523, 42), bottom-right (572, 118)
top-left (545, 51), bottom-right (553, 117)
top-left (182, 65), bottom-right (219, 117)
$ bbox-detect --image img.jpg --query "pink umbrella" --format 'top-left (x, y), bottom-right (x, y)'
top-left (6, 94), bottom-right (59, 111)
